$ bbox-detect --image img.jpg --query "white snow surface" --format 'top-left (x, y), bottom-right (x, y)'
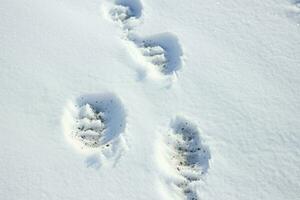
top-left (1, 0), bottom-right (300, 199)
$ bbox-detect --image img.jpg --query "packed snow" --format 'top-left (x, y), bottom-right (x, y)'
top-left (0, 0), bottom-right (300, 200)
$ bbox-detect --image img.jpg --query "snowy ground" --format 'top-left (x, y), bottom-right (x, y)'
top-left (1, 0), bottom-right (300, 199)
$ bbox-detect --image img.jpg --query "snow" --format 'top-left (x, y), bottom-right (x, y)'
top-left (0, 0), bottom-right (300, 199)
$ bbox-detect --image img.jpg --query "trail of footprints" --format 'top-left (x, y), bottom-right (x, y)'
top-left (104, 1), bottom-right (209, 199)
top-left (61, 1), bottom-right (299, 199)
top-left (104, 0), bottom-right (183, 78)
top-left (63, 1), bottom-right (210, 199)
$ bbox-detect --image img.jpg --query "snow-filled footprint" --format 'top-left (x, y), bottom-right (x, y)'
top-left (73, 103), bottom-right (106, 148)
top-left (157, 116), bottom-right (211, 200)
top-left (62, 92), bottom-right (127, 166)
top-left (103, 0), bottom-right (143, 30)
top-left (127, 32), bottom-right (183, 78)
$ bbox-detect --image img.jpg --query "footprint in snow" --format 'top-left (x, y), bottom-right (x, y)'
top-left (107, 0), bottom-right (143, 30)
top-left (162, 116), bottom-right (211, 200)
top-left (127, 32), bottom-right (183, 76)
top-left (103, 0), bottom-right (184, 79)
top-left (62, 92), bottom-right (127, 166)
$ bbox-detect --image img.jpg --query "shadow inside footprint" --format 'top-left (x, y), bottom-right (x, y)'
top-left (109, 0), bottom-right (142, 24)
top-left (171, 116), bottom-right (211, 176)
top-left (108, 0), bottom-right (143, 30)
top-left (166, 116), bottom-right (211, 199)
top-left (74, 92), bottom-right (126, 147)
top-left (291, 0), bottom-right (300, 4)
top-left (114, 0), bottom-right (143, 18)
top-left (128, 32), bottom-right (183, 75)
top-left (287, 0), bottom-right (300, 23)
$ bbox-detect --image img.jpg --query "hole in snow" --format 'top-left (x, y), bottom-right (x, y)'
top-left (128, 32), bottom-right (183, 75)
top-left (108, 0), bottom-right (143, 30)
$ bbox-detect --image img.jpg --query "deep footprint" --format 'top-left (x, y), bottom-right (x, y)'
top-left (167, 116), bottom-right (211, 199)
top-left (108, 0), bottom-right (143, 30)
top-left (63, 92), bottom-right (126, 151)
top-left (128, 32), bottom-right (183, 75)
